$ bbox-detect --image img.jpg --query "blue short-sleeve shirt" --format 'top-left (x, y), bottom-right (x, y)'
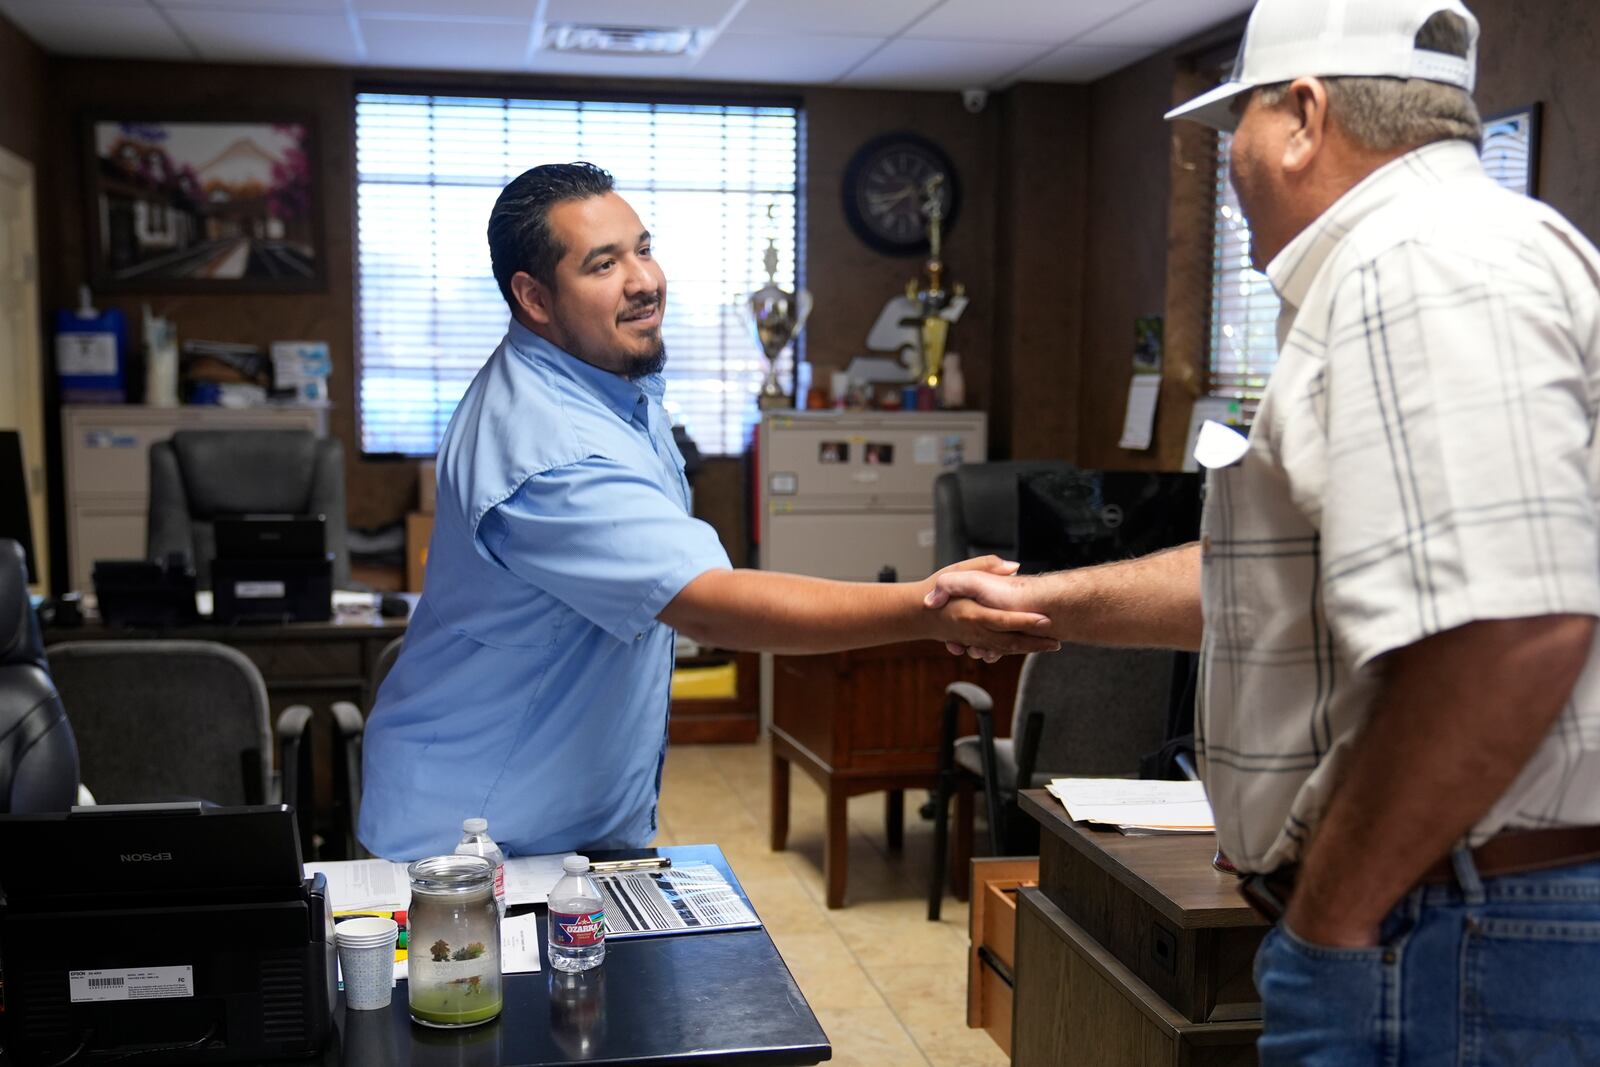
top-left (358, 321), bottom-right (731, 860)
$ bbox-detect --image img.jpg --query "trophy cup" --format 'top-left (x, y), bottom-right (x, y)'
top-left (902, 175), bottom-right (965, 389)
top-left (747, 206), bottom-right (812, 410)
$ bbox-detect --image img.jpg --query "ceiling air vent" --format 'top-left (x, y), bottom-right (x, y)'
top-left (543, 24), bottom-right (706, 57)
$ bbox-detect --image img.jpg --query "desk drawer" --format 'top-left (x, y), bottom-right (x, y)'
top-left (968, 856), bottom-right (1036, 1054)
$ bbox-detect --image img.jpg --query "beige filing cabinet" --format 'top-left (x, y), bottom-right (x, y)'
top-left (758, 410), bottom-right (986, 581)
top-left (62, 404), bottom-right (328, 592)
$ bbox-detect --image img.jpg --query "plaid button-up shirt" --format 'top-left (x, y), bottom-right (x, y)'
top-left (1199, 139), bottom-right (1600, 874)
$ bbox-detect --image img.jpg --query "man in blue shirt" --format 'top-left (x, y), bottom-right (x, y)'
top-left (359, 162), bottom-right (1055, 861)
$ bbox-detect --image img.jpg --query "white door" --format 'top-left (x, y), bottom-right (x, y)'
top-left (0, 147), bottom-right (48, 593)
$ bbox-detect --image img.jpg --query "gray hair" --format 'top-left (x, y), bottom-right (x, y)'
top-left (1256, 11), bottom-right (1482, 152)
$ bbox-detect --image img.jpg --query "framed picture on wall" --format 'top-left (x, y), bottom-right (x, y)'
top-left (1481, 103), bottom-right (1541, 199)
top-left (84, 117), bottom-right (323, 292)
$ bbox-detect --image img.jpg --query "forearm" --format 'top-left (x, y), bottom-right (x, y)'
top-left (1286, 615), bottom-right (1595, 945)
top-left (1043, 542), bottom-right (1204, 650)
top-left (662, 569), bottom-right (933, 654)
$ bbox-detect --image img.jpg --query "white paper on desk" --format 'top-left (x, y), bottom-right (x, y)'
top-left (1046, 777), bottom-right (1215, 830)
top-left (1118, 375), bottom-right (1161, 450)
top-left (504, 853), bottom-right (573, 906)
top-left (305, 859), bottom-right (410, 912)
top-left (381, 913), bottom-right (542, 986)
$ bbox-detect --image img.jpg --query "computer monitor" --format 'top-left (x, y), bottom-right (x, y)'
top-left (0, 430), bottom-right (38, 584)
top-left (1015, 468), bottom-right (1202, 574)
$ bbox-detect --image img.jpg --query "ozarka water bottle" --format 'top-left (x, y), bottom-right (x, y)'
top-left (455, 818), bottom-right (507, 917)
top-left (547, 855), bottom-right (605, 972)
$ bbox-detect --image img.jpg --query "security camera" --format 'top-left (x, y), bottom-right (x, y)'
top-left (962, 88), bottom-right (988, 114)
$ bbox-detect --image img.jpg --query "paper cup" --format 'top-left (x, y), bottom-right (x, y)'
top-left (336, 917), bottom-right (398, 1010)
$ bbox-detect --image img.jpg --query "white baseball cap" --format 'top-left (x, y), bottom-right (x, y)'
top-left (1165, 0), bottom-right (1479, 131)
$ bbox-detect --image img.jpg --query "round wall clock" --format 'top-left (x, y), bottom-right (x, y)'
top-left (841, 132), bottom-right (961, 257)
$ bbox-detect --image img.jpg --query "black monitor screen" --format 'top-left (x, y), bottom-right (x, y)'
top-left (1016, 468), bottom-right (1202, 574)
top-left (0, 430), bottom-right (36, 584)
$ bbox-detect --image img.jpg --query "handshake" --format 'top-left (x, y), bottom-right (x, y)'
top-left (917, 556), bottom-right (1056, 663)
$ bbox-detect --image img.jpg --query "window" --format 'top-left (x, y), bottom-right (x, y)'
top-left (355, 93), bottom-right (801, 457)
top-left (1206, 133), bottom-right (1280, 423)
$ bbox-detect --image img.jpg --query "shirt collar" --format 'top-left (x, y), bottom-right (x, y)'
top-left (1265, 139), bottom-right (1485, 311)
top-left (504, 318), bottom-right (661, 431)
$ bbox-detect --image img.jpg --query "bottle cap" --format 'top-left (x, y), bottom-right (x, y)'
top-left (462, 817), bottom-right (488, 834)
top-left (563, 855), bottom-right (590, 874)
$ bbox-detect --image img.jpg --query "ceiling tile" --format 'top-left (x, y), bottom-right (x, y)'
top-left (174, 8), bottom-right (364, 63)
top-left (542, 0), bottom-right (739, 28)
top-left (0, 1), bottom-right (194, 59)
top-left (690, 31), bottom-right (881, 84)
top-left (352, 0), bottom-right (538, 16)
top-left (905, 0), bottom-right (1137, 44)
top-left (727, 0), bottom-right (934, 37)
top-left (359, 15), bottom-right (531, 70)
top-left (1076, 0), bottom-right (1250, 48)
top-left (839, 37), bottom-right (1049, 90)
top-left (1010, 43), bottom-right (1149, 83)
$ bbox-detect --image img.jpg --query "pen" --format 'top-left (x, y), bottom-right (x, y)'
top-left (588, 857), bottom-right (672, 873)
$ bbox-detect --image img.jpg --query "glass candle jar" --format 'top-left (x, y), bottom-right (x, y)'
top-left (406, 855), bottom-right (503, 1028)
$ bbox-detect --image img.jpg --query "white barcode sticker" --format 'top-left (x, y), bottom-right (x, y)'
top-left (235, 581), bottom-right (286, 600)
top-left (70, 966), bottom-right (194, 1003)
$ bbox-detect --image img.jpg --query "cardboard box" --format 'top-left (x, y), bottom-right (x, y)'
top-left (406, 511), bottom-right (434, 592)
top-left (419, 459), bottom-right (436, 514)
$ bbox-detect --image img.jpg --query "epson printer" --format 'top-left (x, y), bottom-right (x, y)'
top-left (0, 804), bottom-right (336, 1063)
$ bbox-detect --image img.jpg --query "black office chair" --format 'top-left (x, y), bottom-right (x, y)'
top-left (46, 640), bottom-right (312, 814)
top-left (927, 644), bottom-right (1177, 919)
top-left (933, 460), bottom-right (1078, 570)
top-left (283, 635), bottom-right (402, 859)
top-left (147, 429), bottom-right (350, 589)
top-left (0, 539), bottom-right (79, 813)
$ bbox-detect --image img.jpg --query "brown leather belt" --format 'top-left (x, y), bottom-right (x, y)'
top-left (1241, 826), bottom-right (1600, 923)
top-left (1416, 825), bottom-right (1600, 883)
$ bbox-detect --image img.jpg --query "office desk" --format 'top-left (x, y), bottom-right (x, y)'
top-left (322, 845), bottom-right (830, 1066)
top-left (1010, 791), bottom-right (1265, 1065)
top-left (770, 642), bottom-right (1021, 908)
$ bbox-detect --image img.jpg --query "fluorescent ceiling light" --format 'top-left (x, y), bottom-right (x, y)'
top-left (542, 24), bottom-right (707, 57)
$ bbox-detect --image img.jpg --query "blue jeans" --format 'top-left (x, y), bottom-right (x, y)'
top-left (1255, 851), bottom-right (1600, 1066)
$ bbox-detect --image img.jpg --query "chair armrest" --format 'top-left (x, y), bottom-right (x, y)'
top-left (276, 704), bottom-right (314, 843)
top-left (329, 700), bottom-right (366, 738)
top-left (944, 681), bottom-right (992, 713)
top-left (329, 700), bottom-right (369, 859)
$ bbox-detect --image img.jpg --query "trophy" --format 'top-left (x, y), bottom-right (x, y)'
top-left (902, 175), bottom-right (966, 388)
top-left (746, 206), bottom-right (812, 410)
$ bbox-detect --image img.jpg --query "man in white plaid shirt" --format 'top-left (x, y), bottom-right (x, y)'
top-left (929, 0), bottom-right (1600, 1060)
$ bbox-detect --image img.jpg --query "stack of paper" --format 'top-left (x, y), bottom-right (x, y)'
top-left (306, 852), bottom-right (573, 911)
top-left (1046, 777), bottom-right (1215, 834)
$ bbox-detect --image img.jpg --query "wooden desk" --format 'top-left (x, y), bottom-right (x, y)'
top-left (1011, 790), bottom-right (1267, 1066)
top-left (769, 641), bottom-right (1021, 908)
top-left (321, 845), bottom-right (830, 1066)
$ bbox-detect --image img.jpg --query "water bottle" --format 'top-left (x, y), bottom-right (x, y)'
top-left (547, 856), bottom-right (605, 973)
top-left (454, 818), bottom-right (506, 917)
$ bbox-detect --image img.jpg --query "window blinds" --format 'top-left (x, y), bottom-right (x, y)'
top-left (1206, 132), bottom-right (1281, 423)
top-left (355, 93), bottom-right (801, 457)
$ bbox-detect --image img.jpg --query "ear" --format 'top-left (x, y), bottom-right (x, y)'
top-left (510, 271), bottom-right (553, 326)
top-left (1282, 77), bottom-right (1329, 174)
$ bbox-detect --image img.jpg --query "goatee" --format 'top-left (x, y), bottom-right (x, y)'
top-left (625, 337), bottom-right (667, 380)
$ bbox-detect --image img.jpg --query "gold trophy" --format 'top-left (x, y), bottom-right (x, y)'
top-left (902, 176), bottom-right (965, 388)
top-left (747, 206), bottom-right (812, 410)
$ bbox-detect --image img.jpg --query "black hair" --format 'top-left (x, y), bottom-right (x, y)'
top-left (487, 161), bottom-right (616, 312)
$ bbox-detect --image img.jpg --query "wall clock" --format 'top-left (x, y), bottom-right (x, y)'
top-left (841, 132), bottom-right (961, 257)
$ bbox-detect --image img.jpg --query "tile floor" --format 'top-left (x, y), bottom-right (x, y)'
top-left (653, 739), bottom-right (1007, 1067)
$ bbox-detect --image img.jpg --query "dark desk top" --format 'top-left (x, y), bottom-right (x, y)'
top-left (1021, 789), bottom-right (1264, 931)
top-left (327, 844), bottom-right (831, 1067)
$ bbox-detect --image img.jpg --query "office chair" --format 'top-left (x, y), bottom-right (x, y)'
top-left (282, 635), bottom-right (402, 859)
top-left (0, 539), bottom-right (79, 812)
top-left (45, 640), bottom-right (308, 814)
top-left (933, 460), bottom-right (1077, 570)
top-left (147, 429), bottom-right (350, 589)
top-left (926, 644), bottom-right (1176, 919)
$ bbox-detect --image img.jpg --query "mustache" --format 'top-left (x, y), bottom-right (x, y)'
top-left (618, 295), bottom-right (662, 322)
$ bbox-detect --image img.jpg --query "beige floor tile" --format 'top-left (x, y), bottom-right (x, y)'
top-left (810, 1002), bottom-right (931, 1067)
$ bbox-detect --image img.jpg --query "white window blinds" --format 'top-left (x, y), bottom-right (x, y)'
top-left (1206, 132), bottom-right (1280, 423)
top-left (355, 93), bottom-right (801, 457)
